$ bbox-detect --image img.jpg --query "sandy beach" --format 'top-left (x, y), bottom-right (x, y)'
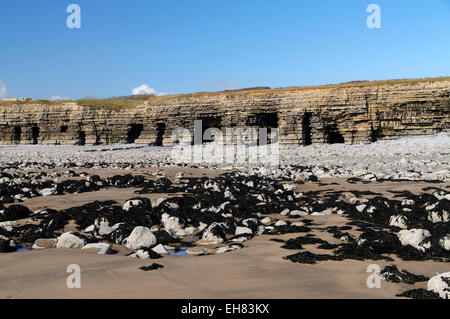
top-left (1, 169), bottom-right (448, 299)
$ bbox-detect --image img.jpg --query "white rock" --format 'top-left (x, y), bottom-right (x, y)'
top-left (401, 199), bottom-right (415, 206)
top-left (356, 204), bottom-right (367, 213)
top-left (282, 184), bottom-right (296, 191)
top-left (428, 211), bottom-right (449, 223)
top-left (439, 236), bottom-right (450, 251)
top-left (161, 213), bottom-right (187, 236)
top-left (151, 244), bottom-right (168, 255)
top-left (94, 218), bottom-right (122, 236)
top-left (314, 209), bottom-right (333, 216)
top-left (256, 225), bottom-right (266, 235)
top-left (201, 222), bottom-right (226, 244)
top-left (230, 236), bottom-right (249, 242)
top-left (242, 218), bottom-right (258, 227)
top-left (101, 223), bottom-right (122, 236)
top-left (82, 243), bottom-right (112, 254)
top-left (32, 238), bottom-right (57, 250)
top-left (425, 202), bottom-right (438, 211)
top-left (280, 208), bottom-right (290, 216)
top-left (122, 199), bottom-right (143, 211)
top-left (389, 215), bottom-right (408, 229)
top-left (367, 206), bottom-right (376, 214)
top-left (235, 226), bottom-right (252, 235)
top-left (40, 187), bottom-right (57, 196)
top-left (274, 220), bottom-right (287, 227)
top-left (123, 226), bottom-right (157, 250)
top-left (129, 249), bottom-right (150, 259)
top-left (260, 217), bottom-right (272, 226)
top-left (186, 247), bottom-right (213, 256)
top-left (164, 201), bottom-right (179, 210)
top-left (152, 197), bottom-right (167, 208)
top-left (427, 272), bottom-right (450, 299)
top-left (84, 224), bottom-right (95, 232)
top-left (290, 210), bottom-right (309, 217)
top-left (174, 172), bottom-right (184, 179)
top-left (291, 221), bottom-right (305, 227)
top-left (397, 229), bottom-right (431, 252)
top-left (56, 232), bottom-right (85, 249)
top-left (216, 245), bottom-right (241, 254)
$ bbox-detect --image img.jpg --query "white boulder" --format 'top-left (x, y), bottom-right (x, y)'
top-left (129, 249), bottom-right (150, 259)
top-left (397, 229), bottom-right (431, 252)
top-left (260, 217), bottom-right (272, 226)
top-left (32, 238), bottom-right (57, 250)
top-left (56, 232), bottom-right (85, 249)
top-left (200, 222), bottom-right (226, 244)
top-left (40, 187), bottom-right (57, 196)
top-left (123, 226), bottom-right (157, 250)
top-left (235, 226), bottom-right (252, 236)
top-left (151, 244), bottom-right (168, 255)
top-left (356, 204), bottom-right (367, 213)
top-left (82, 243), bottom-right (112, 254)
top-left (280, 209), bottom-right (290, 216)
top-left (161, 213), bottom-right (189, 236)
top-left (123, 199), bottom-right (144, 212)
top-left (274, 220), bottom-right (287, 227)
top-left (428, 211), bottom-right (449, 223)
top-left (427, 272), bottom-right (450, 299)
top-left (389, 215), bottom-right (408, 229)
top-left (439, 236), bottom-right (450, 251)
top-left (290, 210), bottom-right (309, 217)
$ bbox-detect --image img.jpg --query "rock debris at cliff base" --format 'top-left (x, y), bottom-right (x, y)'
top-left (0, 132), bottom-right (449, 181)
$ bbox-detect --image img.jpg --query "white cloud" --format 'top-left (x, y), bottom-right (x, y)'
top-left (132, 84), bottom-right (166, 96)
top-left (0, 81), bottom-right (8, 98)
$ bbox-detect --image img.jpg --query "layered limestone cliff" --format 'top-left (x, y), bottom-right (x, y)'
top-left (0, 78), bottom-right (449, 146)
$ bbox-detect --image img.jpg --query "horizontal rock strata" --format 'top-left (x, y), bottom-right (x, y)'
top-left (0, 79), bottom-right (448, 146)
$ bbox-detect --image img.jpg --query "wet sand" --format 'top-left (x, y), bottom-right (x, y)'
top-left (1, 169), bottom-right (448, 299)
top-left (1, 228), bottom-right (448, 299)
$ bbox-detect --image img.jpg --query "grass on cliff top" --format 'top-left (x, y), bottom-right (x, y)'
top-left (76, 98), bottom-right (146, 110)
top-left (146, 75), bottom-right (450, 105)
top-left (0, 96), bottom-right (147, 110)
top-left (0, 99), bottom-right (73, 107)
top-left (1, 76), bottom-right (448, 109)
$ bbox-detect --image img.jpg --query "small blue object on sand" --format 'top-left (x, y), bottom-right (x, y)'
top-left (168, 247), bottom-right (188, 256)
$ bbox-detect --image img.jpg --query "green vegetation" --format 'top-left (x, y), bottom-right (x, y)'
top-left (75, 98), bottom-right (146, 110)
top-left (0, 99), bottom-right (67, 107)
top-left (147, 76), bottom-right (450, 105)
top-left (1, 76), bottom-right (448, 109)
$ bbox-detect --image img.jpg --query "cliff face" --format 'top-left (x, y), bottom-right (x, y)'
top-left (0, 79), bottom-right (449, 146)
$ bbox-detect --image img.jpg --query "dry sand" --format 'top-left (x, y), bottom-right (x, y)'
top-left (1, 228), bottom-right (448, 299)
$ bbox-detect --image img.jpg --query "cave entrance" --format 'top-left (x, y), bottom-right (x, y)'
top-left (201, 116), bottom-right (222, 143)
top-left (247, 112), bottom-right (279, 128)
top-left (325, 124), bottom-right (345, 144)
top-left (13, 126), bottom-right (21, 144)
top-left (77, 130), bottom-right (86, 146)
top-left (302, 112), bottom-right (312, 146)
top-left (246, 113), bottom-right (279, 145)
top-left (155, 123), bottom-right (166, 146)
top-left (126, 124), bottom-right (143, 144)
top-left (31, 126), bottom-right (39, 144)
top-left (370, 127), bottom-right (382, 143)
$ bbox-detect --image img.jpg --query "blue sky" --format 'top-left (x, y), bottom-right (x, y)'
top-left (0, 0), bottom-right (449, 100)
